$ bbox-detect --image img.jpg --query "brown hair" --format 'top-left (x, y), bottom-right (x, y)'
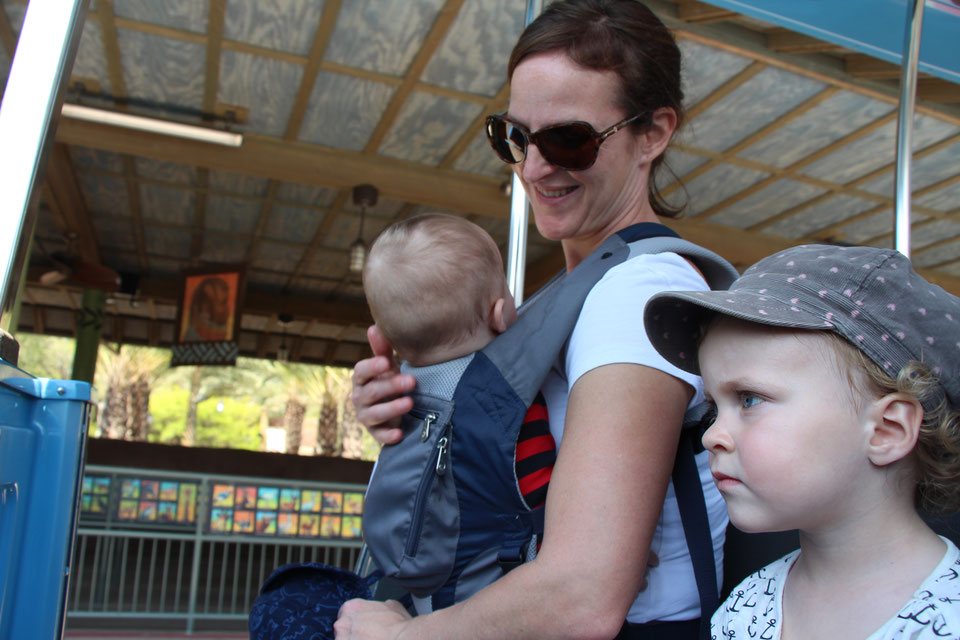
top-left (508, 0), bottom-right (685, 218)
top-left (363, 214), bottom-right (507, 362)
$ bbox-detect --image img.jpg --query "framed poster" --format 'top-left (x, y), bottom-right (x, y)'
top-left (171, 268), bottom-right (245, 366)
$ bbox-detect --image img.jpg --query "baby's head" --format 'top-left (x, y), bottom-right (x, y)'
top-left (363, 213), bottom-right (515, 366)
top-left (644, 244), bottom-right (960, 518)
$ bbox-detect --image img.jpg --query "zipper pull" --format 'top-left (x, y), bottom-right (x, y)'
top-left (435, 436), bottom-right (449, 476)
top-left (420, 412), bottom-right (437, 442)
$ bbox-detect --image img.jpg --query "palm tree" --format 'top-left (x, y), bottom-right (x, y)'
top-left (95, 344), bottom-right (169, 441)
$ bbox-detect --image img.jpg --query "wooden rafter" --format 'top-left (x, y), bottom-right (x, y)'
top-left (918, 78), bottom-right (960, 104)
top-left (244, 181), bottom-right (281, 264)
top-left (685, 61), bottom-right (765, 120)
top-left (284, 0), bottom-right (341, 140)
top-left (42, 144), bottom-right (100, 262)
top-left (121, 158), bottom-right (149, 272)
top-left (284, 191), bottom-right (350, 291)
top-left (439, 83), bottom-right (509, 169)
top-left (797, 136), bottom-right (960, 240)
top-left (845, 54), bottom-right (901, 81)
top-left (705, 112), bottom-right (898, 226)
top-left (672, 29), bottom-right (960, 127)
top-left (676, 1), bottom-right (737, 23)
top-left (363, 0), bottom-right (466, 154)
top-left (204, 0), bottom-right (226, 113)
top-left (55, 119), bottom-right (506, 217)
top-left (766, 29), bottom-right (846, 55)
top-left (664, 86), bottom-right (840, 198)
top-left (190, 169), bottom-right (209, 261)
top-left (0, 3), bottom-right (16, 56)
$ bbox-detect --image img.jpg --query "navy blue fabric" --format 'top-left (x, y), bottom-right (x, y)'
top-left (431, 351), bottom-right (540, 609)
top-left (249, 562), bottom-right (379, 640)
top-left (616, 222), bottom-right (680, 243)
top-left (672, 431), bottom-right (718, 640)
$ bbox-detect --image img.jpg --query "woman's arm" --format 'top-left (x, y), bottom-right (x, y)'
top-left (337, 362), bottom-right (692, 640)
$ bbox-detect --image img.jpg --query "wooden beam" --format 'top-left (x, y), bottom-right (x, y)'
top-left (686, 61), bottom-right (765, 119)
top-left (767, 28), bottom-right (845, 55)
top-left (55, 119), bottom-right (508, 218)
top-left (677, 1), bottom-right (737, 23)
top-left (664, 86), bottom-right (840, 198)
top-left (203, 0), bottom-right (226, 113)
top-left (129, 275), bottom-right (373, 325)
top-left (670, 29), bottom-right (960, 127)
top-left (285, 190), bottom-right (350, 290)
top-left (190, 169), bottom-right (209, 261)
top-left (919, 78), bottom-right (960, 104)
top-left (0, 2), bottom-right (17, 56)
top-left (363, 0), bottom-right (466, 153)
top-left (42, 144), bottom-right (100, 262)
top-left (845, 53), bottom-right (901, 80)
top-left (284, 0), bottom-right (341, 140)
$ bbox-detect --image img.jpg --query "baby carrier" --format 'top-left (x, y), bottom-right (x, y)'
top-left (362, 223), bottom-right (738, 631)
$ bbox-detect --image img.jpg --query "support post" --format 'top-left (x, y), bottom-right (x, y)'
top-left (505, 0), bottom-right (544, 305)
top-left (71, 289), bottom-right (105, 383)
top-left (893, 0), bottom-right (925, 258)
top-left (0, 0), bottom-right (87, 325)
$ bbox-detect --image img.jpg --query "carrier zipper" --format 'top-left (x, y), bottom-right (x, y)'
top-left (419, 412), bottom-right (437, 442)
top-left (405, 422), bottom-right (451, 557)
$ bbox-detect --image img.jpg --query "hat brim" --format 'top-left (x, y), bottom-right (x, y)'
top-left (644, 289), bottom-right (834, 375)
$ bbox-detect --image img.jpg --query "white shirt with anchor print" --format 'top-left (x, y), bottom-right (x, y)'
top-left (711, 536), bottom-right (960, 639)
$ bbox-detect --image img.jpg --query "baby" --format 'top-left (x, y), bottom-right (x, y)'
top-left (363, 212), bottom-right (554, 500)
top-left (644, 244), bottom-right (960, 639)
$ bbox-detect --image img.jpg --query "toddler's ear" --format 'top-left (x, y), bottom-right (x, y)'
top-left (867, 393), bottom-right (923, 466)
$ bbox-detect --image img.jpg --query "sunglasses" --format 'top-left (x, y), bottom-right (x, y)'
top-left (485, 112), bottom-right (650, 171)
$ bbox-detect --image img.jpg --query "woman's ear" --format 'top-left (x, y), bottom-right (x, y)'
top-left (867, 393), bottom-right (923, 467)
top-left (638, 107), bottom-right (678, 163)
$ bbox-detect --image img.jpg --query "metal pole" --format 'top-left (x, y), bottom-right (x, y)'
top-left (893, 0), bottom-right (925, 258)
top-left (505, 0), bottom-right (544, 305)
top-left (0, 0), bottom-right (87, 325)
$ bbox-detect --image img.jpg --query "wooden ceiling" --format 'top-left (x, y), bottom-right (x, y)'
top-left (1, 0), bottom-right (958, 368)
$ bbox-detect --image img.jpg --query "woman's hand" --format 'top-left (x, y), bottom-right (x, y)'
top-left (334, 598), bottom-right (411, 640)
top-left (350, 325), bottom-right (416, 445)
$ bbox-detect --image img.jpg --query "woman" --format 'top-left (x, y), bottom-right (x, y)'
top-left (337, 1), bottom-right (727, 638)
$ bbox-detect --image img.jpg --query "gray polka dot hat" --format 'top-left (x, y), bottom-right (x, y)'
top-left (644, 244), bottom-right (960, 409)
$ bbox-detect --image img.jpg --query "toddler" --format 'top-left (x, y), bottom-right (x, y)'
top-left (644, 244), bottom-right (960, 639)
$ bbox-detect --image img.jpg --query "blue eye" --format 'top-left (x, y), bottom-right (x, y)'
top-left (739, 393), bottom-right (763, 409)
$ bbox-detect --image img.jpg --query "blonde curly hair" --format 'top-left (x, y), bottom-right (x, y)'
top-left (832, 334), bottom-right (960, 514)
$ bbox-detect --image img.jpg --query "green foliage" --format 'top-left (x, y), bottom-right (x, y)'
top-left (196, 397), bottom-right (262, 450)
top-left (149, 386), bottom-right (190, 444)
top-left (149, 386), bottom-right (261, 451)
top-left (13, 332), bottom-right (75, 379)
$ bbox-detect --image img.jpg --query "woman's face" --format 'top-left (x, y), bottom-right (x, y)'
top-left (507, 51), bottom-right (653, 259)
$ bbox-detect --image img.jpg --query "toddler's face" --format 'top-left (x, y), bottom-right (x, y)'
top-left (698, 317), bottom-right (873, 534)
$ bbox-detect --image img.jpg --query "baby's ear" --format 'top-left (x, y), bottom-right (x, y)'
top-left (867, 393), bottom-right (923, 467)
top-left (490, 297), bottom-right (510, 335)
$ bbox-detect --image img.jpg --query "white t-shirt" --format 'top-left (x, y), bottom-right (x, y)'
top-left (540, 251), bottom-right (729, 624)
top-left (711, 537), bottom-right (960, 639)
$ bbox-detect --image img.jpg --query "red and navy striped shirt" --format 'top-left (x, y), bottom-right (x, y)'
top-left (515, 392), bottom-right (555, 509)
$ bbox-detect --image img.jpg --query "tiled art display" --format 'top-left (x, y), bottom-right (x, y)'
top-left (207, 482), bottom-right (364, 539)
top-left (77, 472), bottom-right (364, 540)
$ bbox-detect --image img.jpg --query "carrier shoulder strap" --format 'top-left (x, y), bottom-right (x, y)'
top-left (483, 223), bottom-right (736, 408)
